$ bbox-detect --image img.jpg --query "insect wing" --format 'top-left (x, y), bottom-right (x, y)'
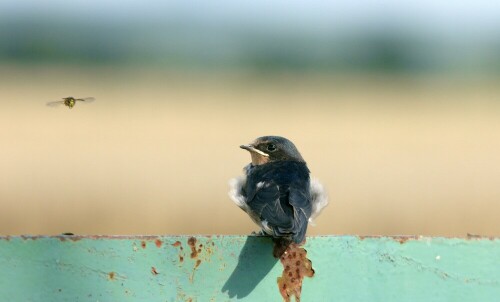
top-left (46, 101), bottom-right (65, 107)
top-left (75, 97), bottom-right (95, 103)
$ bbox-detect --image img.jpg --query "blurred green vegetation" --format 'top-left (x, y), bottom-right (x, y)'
top-left (1, 18), bottom-right (500, 73)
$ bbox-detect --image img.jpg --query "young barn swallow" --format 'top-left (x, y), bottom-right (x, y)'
top-left (229, 136), bottom-right (328, 253)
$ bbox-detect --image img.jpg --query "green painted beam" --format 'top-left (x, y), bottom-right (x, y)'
top-left (0, 235), bottom-right (498, 301)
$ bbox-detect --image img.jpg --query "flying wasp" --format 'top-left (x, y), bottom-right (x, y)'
top-left (47, 97), bottom-right (95, 109)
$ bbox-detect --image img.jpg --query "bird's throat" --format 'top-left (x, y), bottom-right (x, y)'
top-left (251, 152), bottom-right (270, 165)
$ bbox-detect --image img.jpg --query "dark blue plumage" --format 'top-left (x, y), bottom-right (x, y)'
top-left (243, 160), bottom-right (312, 244)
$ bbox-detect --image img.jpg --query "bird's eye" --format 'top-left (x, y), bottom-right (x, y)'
top-left (267, 144), bottom-right (277, 152)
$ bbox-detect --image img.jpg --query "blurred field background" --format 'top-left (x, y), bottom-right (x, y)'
top-left (1, 1), bottom-right (499, 236)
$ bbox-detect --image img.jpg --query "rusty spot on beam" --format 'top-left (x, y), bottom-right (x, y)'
top-left (20, 235), bottom-right (38, 240)
top-left (141, 241), bottom-right (146, 249)
top-left (357, 235), bottom-right (420, 243)
top-left (151, 267), bottom-right (159, 275)
top-left (466, 233), bottom-right (497, 240)
top-left (155, 239), bottom-right (162, 248)
top-left (108, 272), bottom-right (115, 280)
top-left (278, 244), bottom-right (314, 302)
top-left (172, 240), bottom-right (186, 263)
top-left (189, 259), bottom-right (202, 283)
top-left (187, 237), bottom-right (198, 258)
top-left (398, 237), bottom-right (410, 244)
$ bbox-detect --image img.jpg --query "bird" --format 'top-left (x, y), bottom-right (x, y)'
top-left (229, 136), bottom-right (328, 256)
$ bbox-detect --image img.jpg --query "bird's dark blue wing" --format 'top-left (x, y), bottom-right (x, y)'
top-left (247, 181), bottom-right (294, 230)
top-left (245, 161), bottom-right (311, 243)
top-left (287, 181), bottom-right (312, 243)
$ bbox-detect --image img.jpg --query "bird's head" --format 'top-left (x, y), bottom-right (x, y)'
top-left (240, 136), bottom-right (304, 165)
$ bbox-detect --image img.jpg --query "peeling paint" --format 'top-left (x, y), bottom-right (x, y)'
top-left (187, 237), bottom-right (198, 259)
top-left (357, 235), bottom-right (421, 243)
top-left (20, 235), bottom-right (38, 240)
top-left (189, 258), bottom-right (202, 283)
top-left (155, 239), bottom-right (163, 248)
top-left (398, 237), bottom-right (411, 244)
top-left (277, 245), bottom-right (314, 302)
top-left (172, 240), bottom-right (185, 264)
top-left (151, 267), bottom-right (159, 275)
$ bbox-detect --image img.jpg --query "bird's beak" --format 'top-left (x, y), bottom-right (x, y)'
top-left (240, 144), bottom-right (269, 157)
